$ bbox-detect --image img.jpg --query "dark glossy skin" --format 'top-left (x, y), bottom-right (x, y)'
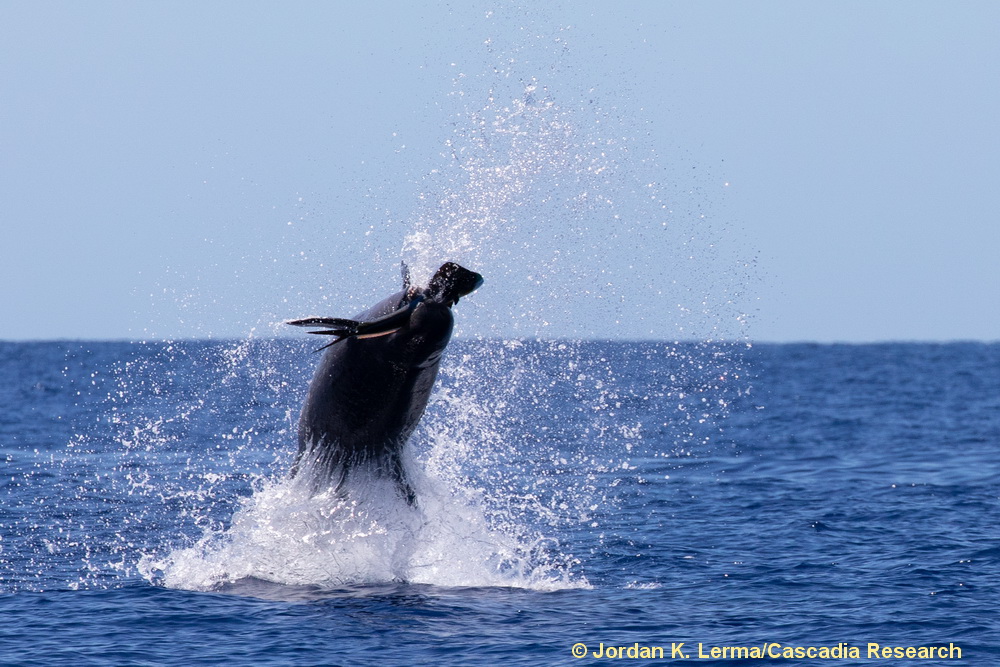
top-left (289, 263), bottom-right (483, 504)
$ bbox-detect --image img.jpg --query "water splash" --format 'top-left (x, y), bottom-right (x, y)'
top-left (121, 338), bottom-right (592, 593)
top-left (375, 12), bottom-right (752, 587)
top-left (141, 461), bottom-right (586, 592)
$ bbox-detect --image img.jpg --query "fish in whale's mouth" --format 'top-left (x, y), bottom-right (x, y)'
top-left (286, 262), bottom-right (483, 348)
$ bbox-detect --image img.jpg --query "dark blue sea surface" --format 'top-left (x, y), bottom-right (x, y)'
top-left (1, 340), bottom-right (997, 665)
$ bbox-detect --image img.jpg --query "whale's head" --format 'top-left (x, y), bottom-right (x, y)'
top-left (426, 262), bottom-right (484, 306)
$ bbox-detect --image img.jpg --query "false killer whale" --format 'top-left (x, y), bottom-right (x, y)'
top-left (287, 262), bottom-right (484, 504)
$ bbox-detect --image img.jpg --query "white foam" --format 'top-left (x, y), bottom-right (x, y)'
top-left (140, 460), bottom-right (589, 592)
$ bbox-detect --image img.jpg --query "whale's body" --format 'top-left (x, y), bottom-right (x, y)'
top-left (289, 263), bottom-right (483, 503)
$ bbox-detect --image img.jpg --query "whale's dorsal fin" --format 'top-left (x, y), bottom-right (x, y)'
top-left (401, 261), bottom-right (411, 292)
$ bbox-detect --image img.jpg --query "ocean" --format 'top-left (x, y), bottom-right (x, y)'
top-left (1, 339), bottom-right (997, 665)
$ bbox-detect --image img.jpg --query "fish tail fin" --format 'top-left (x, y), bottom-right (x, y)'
top-left (287, 317), bottom-right (361, 350)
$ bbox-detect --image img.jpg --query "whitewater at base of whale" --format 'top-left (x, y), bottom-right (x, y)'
top-left (139, 455), bottom-right (589, 593)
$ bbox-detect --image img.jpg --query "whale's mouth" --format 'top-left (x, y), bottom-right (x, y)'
top-left (451, 272), bottom-right (484, 306)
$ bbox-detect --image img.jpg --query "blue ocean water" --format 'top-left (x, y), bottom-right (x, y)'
top-left (1, 340), bottom-right (997, 665)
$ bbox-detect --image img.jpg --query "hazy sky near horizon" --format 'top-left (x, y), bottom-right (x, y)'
top-left (2, 1), bottom-right (998, 342)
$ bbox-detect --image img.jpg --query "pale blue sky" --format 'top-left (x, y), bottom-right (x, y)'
top-left (2, 1), bottom-right (997, 342)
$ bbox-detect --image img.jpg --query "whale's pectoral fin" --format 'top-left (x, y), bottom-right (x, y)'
top-left (397, 476), bottom-right (417, 506)
top-left (390, 454), bottom-right (417, 506)
top-left (287, 295), bottom-right (424, 350)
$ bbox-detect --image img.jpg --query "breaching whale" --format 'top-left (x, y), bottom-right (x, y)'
top-left (287, 262), bottom-right (484, 504)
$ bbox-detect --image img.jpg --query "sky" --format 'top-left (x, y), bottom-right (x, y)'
top-left (1, 1), bottom-right (997, 343)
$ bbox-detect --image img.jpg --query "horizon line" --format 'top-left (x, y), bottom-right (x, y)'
top-left (1, 336), bottom-right (997, 346)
